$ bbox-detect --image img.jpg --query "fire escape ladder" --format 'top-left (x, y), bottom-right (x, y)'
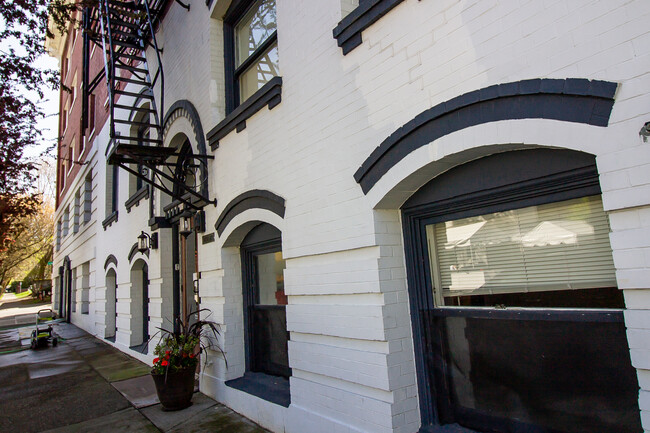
top-left (98, 0), bottom-right (163, 148)
top-left (89, 0), bottom-right (214, 211)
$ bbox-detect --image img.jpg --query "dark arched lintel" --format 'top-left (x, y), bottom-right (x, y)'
top-left (215, 190), bottom-right (285, 236)
top-left (162, 100), bottom-right (209, 198)
top-left (104, 254), bottom-right (118, 271)
top-left (354, 78), bottom-right (618, 194)
top-left (128, 243), bottom-right (149, 263)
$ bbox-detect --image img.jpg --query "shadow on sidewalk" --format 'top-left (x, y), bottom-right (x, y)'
top-left (0, 322), bottom-right (270, 433)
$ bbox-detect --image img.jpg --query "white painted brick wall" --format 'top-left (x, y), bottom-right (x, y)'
top-left (54, 0), bottom-right (650, 431)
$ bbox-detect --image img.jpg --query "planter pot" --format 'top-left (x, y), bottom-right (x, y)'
top-left (151, 367), bottom-right (195, 411)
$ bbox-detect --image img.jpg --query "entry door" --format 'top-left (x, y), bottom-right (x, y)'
top-left (177, 222), bottom-right (199, 325)
top-left (242, 224), bottom-right (290, 378)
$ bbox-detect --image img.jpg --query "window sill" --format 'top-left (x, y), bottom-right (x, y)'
top-left (207, 76), bottom-right (282, 150)
top-left (125, 186), bottom-right (150, 213)
top-left (333, 0), bottom-right (404, 55)
top-left (225, 371), bottom-right (290, 408)
top-left (102, 211), bottom-right (118, 230)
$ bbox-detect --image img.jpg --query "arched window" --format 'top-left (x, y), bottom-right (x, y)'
top-left (241, 223), bottom-right (290, 380)
top-left (402, 149), bottom-right (640, 433)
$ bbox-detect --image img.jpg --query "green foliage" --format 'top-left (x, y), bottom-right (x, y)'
top-left (150, 309), bottom-right (227, 375)
top-left (152, 333), bottom-right (199, 375)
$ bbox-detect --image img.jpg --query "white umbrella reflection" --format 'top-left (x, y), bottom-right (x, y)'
top-left (521, 220), bottom-right (594, 247)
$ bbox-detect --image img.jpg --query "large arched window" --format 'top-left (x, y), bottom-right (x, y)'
top-left (402, 149), bottom-right (641, 433)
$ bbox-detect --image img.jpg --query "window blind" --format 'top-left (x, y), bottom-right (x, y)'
top-left (428, 196), bottom-right (617, 299)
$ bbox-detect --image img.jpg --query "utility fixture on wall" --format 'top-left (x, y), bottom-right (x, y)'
top-left (137, 231), bottom-right (158, 253)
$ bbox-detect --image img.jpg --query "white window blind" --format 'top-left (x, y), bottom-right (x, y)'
top-left (427, 196), bottom-right (617, 300)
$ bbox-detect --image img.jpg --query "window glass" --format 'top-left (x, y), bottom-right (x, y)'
top-left (255, 251), bottom-right (286, 305)
top-left (239, 44), bottom-right (279, 101)
top-left (235, 0), bottom-right (277, 68)
top-left (427, 195), bottom-right (619, 308)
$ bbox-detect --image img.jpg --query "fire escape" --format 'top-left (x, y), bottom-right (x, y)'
top-left (82, 0), bottom-right (214, 212)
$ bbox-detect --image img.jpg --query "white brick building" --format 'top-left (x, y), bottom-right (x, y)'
top-left (51, 1), bottom-right (650, 432)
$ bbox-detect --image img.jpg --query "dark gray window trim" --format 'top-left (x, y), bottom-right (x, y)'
top-left (333, 0), bottom-right (404, 55)
top-left (400, 149), bottom-right (604, 429)
top-left (215, 189), bottom-right (286, 236)
top-left (104, 254), bottom-right (118, 271)
top-left (354, 78), bottom-right (618, 194)
top-left (125, 186), bottom-right (150, 213)
top-left (223, 0), bottom-right (279, 114)
top-left (102, 210), bottom-right (118, 230)
top-left (206, 76), bottom-right (282, 149)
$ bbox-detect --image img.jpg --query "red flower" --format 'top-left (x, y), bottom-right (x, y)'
top-left (165, 350), bottom-right (171, 355)
top-left (161, 360), bottom-right (169, 366)
top-left (153, 357), bottom-right (159, 364)
top-left (189, 353), bottom-right (195, 359)
top-left (182, 353), bottom-right (188, 358)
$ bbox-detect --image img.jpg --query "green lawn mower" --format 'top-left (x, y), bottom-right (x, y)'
top-left (30, 309), bottom-right (58, 349)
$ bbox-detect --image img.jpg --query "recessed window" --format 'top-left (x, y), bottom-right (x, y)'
top-left (71, 72), bottom-right (77, 108)
top-left (225, 0), bottom-right (279, 111)
top-left (62, 206), bottom-right (70, 237)
top-left (68, 138), bottom-right (75, 172)
top-left (56, 220), bottom-right (62, 251)
top-left (402, 149), bottom-right (640, 433)
top-left (62, 107), bottom-right (68, 134)
top-left (83, 171), bottom-right (92, 223)
top-left (106, 163), bottom-right (119, 217)
top-left (60, 162), bottom-right (66, 190)
top-left (88, 93), bottom-right (96, 137)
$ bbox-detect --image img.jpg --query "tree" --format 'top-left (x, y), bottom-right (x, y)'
top-left (0, 203), bottom-right (54, 290)
top-left (0, 157), bottom-right (56, 291)
top-left (0, 1), bottom-right (85, 252)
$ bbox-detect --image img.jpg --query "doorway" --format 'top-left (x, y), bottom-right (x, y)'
top-left (173, 218), bottom-right (199, 328)
top-left (129, 259), bottom-right (149, 350)
top-left (105, 268), bottom-right (117, 341)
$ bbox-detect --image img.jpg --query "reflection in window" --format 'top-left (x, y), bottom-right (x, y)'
top-left (256, 251), bottom-right (286, 305)
top-left (234, 0), bottom-right (279, 102)
top-left (427, 196), bottom-right (619, 308)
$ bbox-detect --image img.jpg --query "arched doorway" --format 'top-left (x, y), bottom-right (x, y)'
top-left (166, 139), bottom-right (203, 330)
top-left (105, 268), bottom-right (117, 341)
top-left (130, 259), bottom-right (149, 349)
top-left (402, 148), bottom-right (641, 433)
top-left (59, 256), bottom-right (72, 322)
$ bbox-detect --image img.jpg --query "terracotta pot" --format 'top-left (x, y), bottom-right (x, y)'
top-left (151, 367), bottom-right (195, 411)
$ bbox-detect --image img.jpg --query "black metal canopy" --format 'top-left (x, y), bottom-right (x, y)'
top-left (107, 141), bottom-right (215, 210)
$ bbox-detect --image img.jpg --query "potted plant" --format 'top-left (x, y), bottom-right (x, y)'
top-left (150, 310), bottom-right (224, 411)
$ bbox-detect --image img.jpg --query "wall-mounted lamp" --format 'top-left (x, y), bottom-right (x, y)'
top-left (179, 212), bottom-right (193, 237)
top-left (137, 231), bottom-right (158, 253)
top-left (640, 121), bottom-right (650, 142)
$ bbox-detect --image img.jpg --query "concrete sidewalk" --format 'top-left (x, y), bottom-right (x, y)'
top-left (0, 320), bottom-right (269, 433)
